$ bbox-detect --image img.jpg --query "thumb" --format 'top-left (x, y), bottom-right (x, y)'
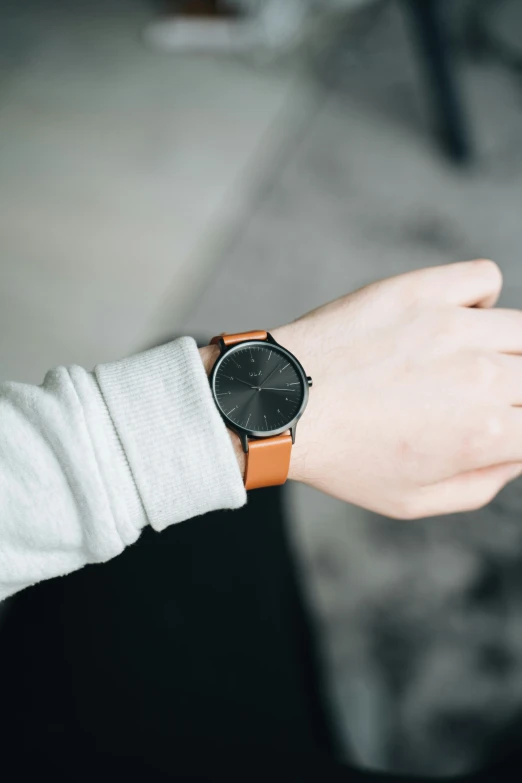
top-left (413, 461), bottom-right (522, 518)
top-left (407, 260), bottom-right (503, 309)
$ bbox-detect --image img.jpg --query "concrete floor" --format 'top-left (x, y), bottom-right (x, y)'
top-left (3, 0), bottom-right (522, 778)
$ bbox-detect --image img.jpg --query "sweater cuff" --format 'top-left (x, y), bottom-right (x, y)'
top-left (95, 337), bottom-right (246, 532)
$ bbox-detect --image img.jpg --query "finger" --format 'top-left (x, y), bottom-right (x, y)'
top-left (463, 308), bottom-right (522, 355)
top-left (464, 408), bottom-right (522, 470)
top-left (469, 354), bottom-right (522, 405)
top-left (500, 354), bottom-right (522, 404)
top-left (410, 462), bottom-right (522, 518)
top-left (406, 260), bottom-right (502, 308)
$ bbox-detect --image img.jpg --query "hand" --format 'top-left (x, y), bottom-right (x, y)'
top-left (271, 260), bottom-right (522, 519)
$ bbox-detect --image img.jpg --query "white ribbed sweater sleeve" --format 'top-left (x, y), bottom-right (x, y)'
top-left (0, 337), bottom-right (246, 601)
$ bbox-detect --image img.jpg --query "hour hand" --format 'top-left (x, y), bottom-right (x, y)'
top-left (232, 376), bottom-right (256, 388)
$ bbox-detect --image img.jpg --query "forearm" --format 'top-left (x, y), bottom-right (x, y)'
top-left (0, 338), bottom-right (245, 600)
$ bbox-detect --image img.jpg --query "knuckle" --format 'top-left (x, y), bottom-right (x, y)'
top-left (472, 258), bottom-right (503, 289)
top-left (458, 414), bottom-right (504, 463)
top-left (484, 413), bottom-right (504, 441)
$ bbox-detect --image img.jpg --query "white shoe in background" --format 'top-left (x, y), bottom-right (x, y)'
top-left (142, 15), bottom-right (259, 54)
top-left (142, 0), bottom-right (376, 58)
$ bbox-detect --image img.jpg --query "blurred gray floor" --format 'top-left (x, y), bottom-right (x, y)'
top-left (3, 0), bottom-right (522, 779)
top-left (0, 0), bottom-right (303, 381)
top-left (182, 3), bottom-right (522, 778)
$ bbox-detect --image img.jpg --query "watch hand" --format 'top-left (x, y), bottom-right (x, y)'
top-left (232, 376), bottom-right (257, 389)
top-left (260, 387), bottom-right (296, 392)
top-left (259, 361), bottom-right (283, 387)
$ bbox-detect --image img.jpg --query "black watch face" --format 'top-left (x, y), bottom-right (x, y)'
top-left (212, 342), bottom-right (307, 436)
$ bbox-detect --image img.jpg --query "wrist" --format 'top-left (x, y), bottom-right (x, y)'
top-left (199, 325), bottom-right (312, 487)
top-left (199, 345), bottom-right (246, 480)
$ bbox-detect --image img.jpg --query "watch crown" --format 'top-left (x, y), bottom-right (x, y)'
top-left (307, 376), bottom-right (313, 388)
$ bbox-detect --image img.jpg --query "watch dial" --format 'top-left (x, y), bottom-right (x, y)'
top-left (213, 343), bottom-right (305, 433)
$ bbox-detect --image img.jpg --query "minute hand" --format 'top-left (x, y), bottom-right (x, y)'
top-left (259, 361), bottom-right (287, 388)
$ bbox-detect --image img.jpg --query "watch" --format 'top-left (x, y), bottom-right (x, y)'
top-left (209, 330), bottom-right (312, 491)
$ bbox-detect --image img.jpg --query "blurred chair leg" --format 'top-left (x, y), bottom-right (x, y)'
top-left (402, 0), bottom-right (472, 163)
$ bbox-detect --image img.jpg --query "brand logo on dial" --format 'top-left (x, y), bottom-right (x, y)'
top-left (249, 371), bottom-right (262, 377)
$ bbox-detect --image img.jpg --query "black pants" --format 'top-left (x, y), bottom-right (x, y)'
top-left (0, 486), bottom-right (520, 781)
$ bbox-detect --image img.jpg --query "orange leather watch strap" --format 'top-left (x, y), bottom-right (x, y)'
top-left (211, 330), bottom-right (267, 347)
top-left (244, 434), bottom-right (293, 491)
top-left (209, 330), bottom-right (292, 490)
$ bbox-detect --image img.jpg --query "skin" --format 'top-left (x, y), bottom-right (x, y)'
top-left (200, 260), bottom-right (522, 519)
